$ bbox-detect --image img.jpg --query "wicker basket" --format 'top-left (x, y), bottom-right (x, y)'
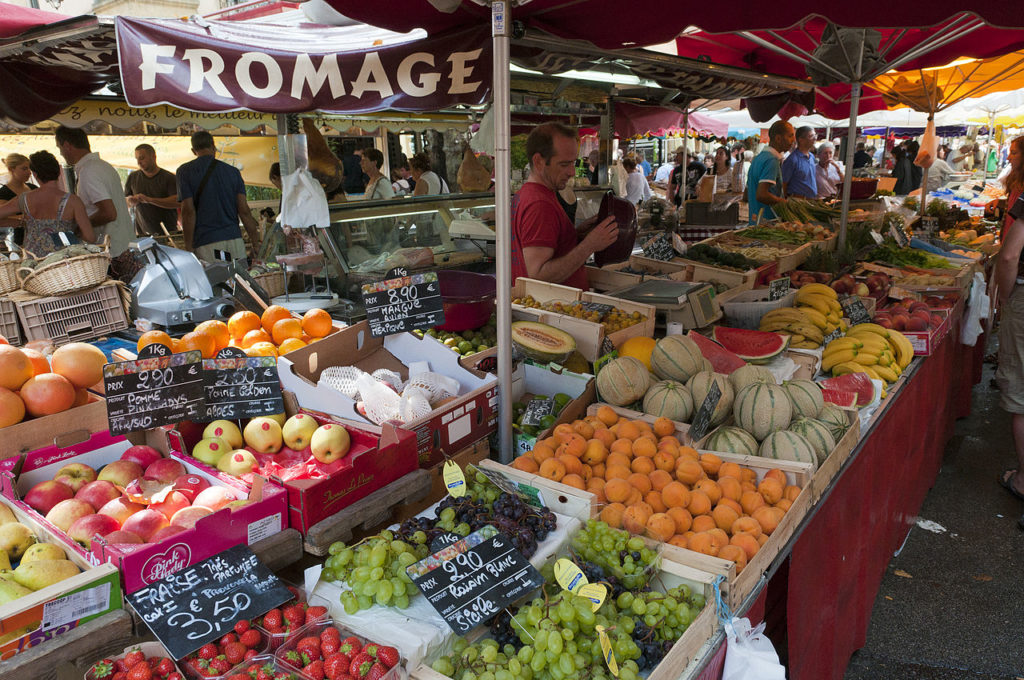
top-left (18, 235), bottom-right (110, 297)
top-left (0, 260), bottom-right (18, 295)
top-left (253, 270), bottom-right (286, 298)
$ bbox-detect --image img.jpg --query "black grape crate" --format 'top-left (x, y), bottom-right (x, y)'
top-left (127, 545), bottom-right (292, 660)
top-left (103, 346), bottom-right (204, 436)
top-left (360, 270), bottom-right (445, 337)
top-left (407, 525), bottom-right (544, 635)
top-left (202, 349), bottom-right (285, 420)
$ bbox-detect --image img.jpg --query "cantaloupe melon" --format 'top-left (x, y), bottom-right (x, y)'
top-left (759, 430), bottom-right (817, 471)
top-left (642, 380), bottom-right (694, 422)
top-left (787, 417), bottom-right (836, 465)
top-left (650, 335), bottom-right (703, 383)
top-left (703, 425), bottom-right (758, 455)
top-left (817, 404), bottom-right (850, 441)
top-left (783, 379), bottom-right (824, 419)
top-left (728, 364), bottom-right (775, 394)
top-left (686, 371), bottom-right (734, 427)
top-left (733, 381), bottom-right (792, 441)
top-left (596, 356), bottom-right (651, 407)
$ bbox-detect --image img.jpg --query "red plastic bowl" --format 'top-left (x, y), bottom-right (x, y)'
top-left (849, 177), bottom-right (878, 200)
top-left (434, 270), bottom-right (496, 331)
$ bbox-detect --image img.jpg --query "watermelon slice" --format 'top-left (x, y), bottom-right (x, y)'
top-left (711, 326), bottom-right (789, 364)
top-left (821, 388), bottom-right (857, 408)
top-left (819, 373), bottom-right (874, 407)
top-left (687, 331), bottom-right (746, 374)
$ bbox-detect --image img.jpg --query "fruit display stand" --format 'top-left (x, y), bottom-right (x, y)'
top-left (806, 409), bottom-right (861, 504)
top-left (511, 361), bottom-right (596, 455)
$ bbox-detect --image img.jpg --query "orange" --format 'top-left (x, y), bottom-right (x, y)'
top-left (245, 342), bottom-right (279, 358)
top-left (662, 481), bottom-right (691, 509)
top-left (241, 328), bottom-right (272, 349)
top-left (645, 513), bottom-right (676, 542)
top-left (228, 311), bottom-right (261, 341)
top-left (137, 330), bottom-right (173, 354)
top-left (261, 305), bottom-right (293, 334)
top-left (648, 469), bottom-right (673, 492)
top-left (301, 308), bottom-right (333, 338)
top-left (630, 456), bottom-right (655, 475)
top-left (195, 320), bottom-right (230, 352)
top-left (271, 318), bottom-right (303, 345)
top-left (22, 349), bottom-right (50, 376)
top-left (278, 338), bottom-right (307, 355)
top-left (600, 503), bottom-right (626, 529)
top-left (512, 455), bottom-right (539, 473)
top-left (666, 506), bottom-right (693, 534)
top-left (605, 479), bottom-right (632, 504)
top-left (178, 332), bottom-right (216, 359)
top-left (627, 472), bottom-right (652, 494)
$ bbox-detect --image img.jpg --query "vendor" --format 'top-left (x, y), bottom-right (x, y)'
top-left (360, 149), bottom-right (395, 201)
top-left (510, 122), bottom-right (617, 288)
top-left (924, 156), bottom-right (954, 194)
top-left (747, 121), bottom-right (794, 224)
top-left (815, 142), bottom-right (844, 199)
top-left (781, 126), bottom-right (818, 199)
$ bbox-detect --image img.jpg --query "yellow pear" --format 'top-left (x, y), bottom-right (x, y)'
top-left (0, 549), bottom-right (10, 572)
top-left (21, 543), bottom-right (67, 563)
top-left (12, 559), bottom-right (80, 591)
top-left (0, 504), bottom-right (17, 526)
top-left (0, 523), bottom-right (35, 560)
top-left (0, 577), bottom-right (33, 602)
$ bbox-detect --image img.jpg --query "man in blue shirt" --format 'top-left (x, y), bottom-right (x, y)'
top-left (177, 131), bottom-right (260, 263)
top-left (638, 153), bottom-right (652, 178)
top-left (781, 126), bottom-right (818, 199)
top-left (747, 121), bottom-right (795, 224)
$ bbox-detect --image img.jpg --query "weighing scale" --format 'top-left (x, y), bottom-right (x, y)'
top-left (610, 279), bottom-right (720, 330)
top-left (129, 238), bottom-right (235, 329)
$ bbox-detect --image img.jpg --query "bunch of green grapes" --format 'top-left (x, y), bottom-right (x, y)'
top-left (569, 519), bottom-right (660, 593)
top-left (322, 529), bottom-right (430, 614)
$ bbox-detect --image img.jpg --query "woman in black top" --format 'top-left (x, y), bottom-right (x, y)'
top-left (0, 153), bottom-right (36, 248)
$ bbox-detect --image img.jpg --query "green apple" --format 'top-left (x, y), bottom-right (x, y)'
top-left (282, 414), bottom-right (318, 450)
top-left (243, 417), bottom-right (283, 454)
top-left (310, 424), bottom-right (351, 464)
top-left (202, 420), bottom-right (243, 449)
top-left (192, 437), bottom-right (230, 466)
top-left (217, 450), bottom-right (259, 477)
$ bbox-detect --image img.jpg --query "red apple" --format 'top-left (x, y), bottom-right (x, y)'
top-left (98, 497), bottom-right (145, 526)
top-left (24, 480), bottom-right (74, 515)
top-left (45, 498), bottom-right (95, 532)
top-left (143, 458), bottom-right (186, 484)
top-left (149, 525), bottom-right (189, 542)
top-left (97, 460), bottom-right (144, 489)
top-left (102, 529), bottom-right (144, 544)
top-left (75, 480), bottom-right (122, 512)
top-left (68, 513), bottom-right (121, 548)
top-left (53, 463), bottom-right (97, 493)
top-left (121, 508), bottom-right (169, 541)
top-left (172, 474), bottom-right (211, 503)
top-left (170, 506), bottom-right (213, 529)
top-left (120, 445), bottom-right (162, 469)
top-left (150, 491), bottom-right (191, 521)
top-left (192, 486), bottom-right (239, 512)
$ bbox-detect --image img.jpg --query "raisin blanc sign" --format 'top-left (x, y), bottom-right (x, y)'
top-left (115, 17), bottom-right (492, 114)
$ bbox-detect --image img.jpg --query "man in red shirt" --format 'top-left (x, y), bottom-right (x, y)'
top-left (511, 123), bottom-right (617, 288)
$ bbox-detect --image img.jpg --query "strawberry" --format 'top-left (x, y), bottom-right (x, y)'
top-left (282, 650), bottom-right (308, 668)
top-left (126, 665), bottom-right (152, 680)
top-left (362, 644), bottom-right (379, 659)
top-left (339, 637), bottom-right (362, 656)
top-left (320, 627), bottom-right (341, 642)
top-left (220, 633), bottom-right (239, 646)
top-left (305, 605), bottom-right (328, 622)
top-left (90, 659), bottom-right (115, 679)
top-left (210, 658), bottom-right (232, 674)
top-left (323, 654), bottom-right (350, 680)
top-left (112, 673), bottom-right (127, 680)
top-left (227, 676), bottom-right (250, 680)
top-left (166, 674), bottom-right (183, 680)
top-left (224, 642), bottom-right (248, 666)
top-left (262, 609), bottom-right (283, 631)
top-left (374, 647), bottom-right (399, 670)
top-left (303, 660), bottom-right (325, 680)
top-left (198, 644), bottom-right (219, 660)
top-left (124, 651), bottom-right (146, 669)
top-left (234, 620), bottom-right (251, 635)
top-left (365, 664), bottom-right (387, 680)
top-left (115, 660), bottom-right (131, 673)
top-left (240, 629), bottom-right (262, 649)
top-left (155, 658), bottom-right (176, 676)
top-left (274, 673), bottom-right (293, 680)
top-left (321, 638), bottom-right (340, 656)
top-left (349, 652), bottom-right (374, 678)
top-left (148, 658), bottom-right (161, 669)
top-left (282, 604), bottom-right (306, 629)
top-left (296, 636), bottom-right (321, 658)
top-left (244, 649), bottom-right (260, 661)
top-left (253, 664), bottom-right (273, 680)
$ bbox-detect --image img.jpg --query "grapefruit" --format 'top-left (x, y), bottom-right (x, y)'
top-left (0, 387), bottom-right (25, 427)
top-left (51, 343), bottom-right (107, 388)
top-left (20, 373), bottom-right (76, 417)
top-left (0, 345), bottom-right (34, 390)
top-left (21, 348), bottom-right (50, 376)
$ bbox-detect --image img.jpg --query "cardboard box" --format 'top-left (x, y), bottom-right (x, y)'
top-left (83, 642), bottom-right (182, 679)
top-left (1, 429), bottom-right (288, 594)
top-left (175, 413), bottom-right (418, 534)
top-left (278, 321), bottom-right (498, 468)
top-left (391, 437), bottom-right (491, 525)
top-left (510, 362), bottom-right (595, 456)
top-left (4, 396), bottom-right (108, 459)
top-left (903, 308), bottom-right (953, 355)
top-left (0, 496), bottom-right (122, 660)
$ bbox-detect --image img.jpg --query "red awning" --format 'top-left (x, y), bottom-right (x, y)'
top-left (613, 102), bottom-right (729, 140)
top-left (0, 2), bottom-right (73, 38)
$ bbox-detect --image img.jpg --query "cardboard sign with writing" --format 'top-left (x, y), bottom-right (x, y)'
top-left (840, 295), bottom-right (873, 327)
top-left (127, 545), bottom-right (292, 660)
top-left (103, 344), bottom-right (204, 436)
top-left (918, 216), bottom-right (939, 236)
top-left (202, 347), bottom-right (285, 420)
top-left (407, 525), bottom-right (544, 635)
top-left (688, 380), bottom-right (722, 442)
top-left (361, 269), bottom-right (445, 337)
top-left (768, 277), bottom-right (791, 301)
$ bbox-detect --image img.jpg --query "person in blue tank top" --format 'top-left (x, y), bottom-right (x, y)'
top-left (747, 121), bottom-right (795, 224)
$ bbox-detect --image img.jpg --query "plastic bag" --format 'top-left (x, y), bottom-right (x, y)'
top-left (722, 618), bottom-right (786, 680)
top-left (280, 168), bottom-right (331, 229)
top-left (960, 272), bottom-right (989, 347)
top-left (915, 118), bottom-right (938, 169)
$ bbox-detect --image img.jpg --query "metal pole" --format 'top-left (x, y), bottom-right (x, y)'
top-left (838, 84), bottom-right (861, 251)
top-left (492, 1), bottom-right (514, 463)
top-left (680, 108), bottom-right (689, 222)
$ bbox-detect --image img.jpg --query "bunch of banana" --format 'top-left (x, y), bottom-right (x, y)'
top-left (794, 283), bottom-right (843, 336)
top-left (822, 323), bottom-right (914, 387)
top-left (759, 307), bottom-right (825, 349)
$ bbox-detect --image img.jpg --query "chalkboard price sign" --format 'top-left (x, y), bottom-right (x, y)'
top-left (823, 327), bottom-right (843, 345)
top-left (768, 277), bottom-right (791, 301)
top-left (889, 223), bottom-right (910, 247)
top-left (407, 525), bottom-right (544, 635)
top-left (688, 380), bottom-right (722, 442)
top-left (127, 545), bottom-right (292, 660)
top-left (103, 350), bottom-right (204, 436)
top-left (840, 295), bottom-right (873, 327)
top-left (202, 351), bottom-right (285, 421)
top-left (361, 270), bottom-right (445, 337)
top-left (520, 398), bottom-right (555, 427)
top-left (579, 301), bottom-right (614, 316)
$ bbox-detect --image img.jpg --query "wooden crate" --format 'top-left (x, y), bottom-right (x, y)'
top-left (628, 254), bottom-right (690, 276)
top-left (391, 438), bottom-right (492, 525)
top-left (585, 263), bottom-right (643, 292)
top-left (808, 409), bottom-right (861, 503)
top-left (680, 259), bottom-right (759, 290)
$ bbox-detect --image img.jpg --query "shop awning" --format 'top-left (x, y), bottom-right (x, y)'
top-left (613, 102), bottom-right (729, 140)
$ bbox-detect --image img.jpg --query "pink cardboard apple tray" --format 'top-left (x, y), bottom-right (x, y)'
top-left (0, 428), bottom-right (288, 594)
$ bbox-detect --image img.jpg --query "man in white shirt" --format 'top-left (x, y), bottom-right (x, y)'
top-left (55, 126), bottom-right (133, 255)
top-left (654, 159), bottom-right (675, 183)
top-left (623, 158), bottom-right (652, 205)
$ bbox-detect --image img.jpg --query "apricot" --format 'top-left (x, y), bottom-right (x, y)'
top-left (687, 490), bottom-right (712, 517)
top-left (623, 503), bottom-right (653, 534)
top-left (691, 514), bottom-right (716, 533)
top-left (731, 516), bottom-right (763, 539)
top-left (595, 405), bottom-right (619, 427)
top-left (648, 469), bottom-right (673, 492)
top-left (630, 456), bottom-right (655, 475)
top-left (740, 490), bottom-right (766, 515)
top-left (600, 502), bottom-right (626, 529)
top-left (645, 490), bottom-right (666, 513)
top-left (718, 462), bottom-right (743, 480)
top-left (666, 506), bottom-right (693, 534)
top-left (604, 478), bottom-right (632, 504)
top-left (512, 455), bottom-right (538, 473)
top-left (758, 477), bottom-right (784, 505)
top-left (645, 513), bottom-right (676, 542)
top-left (661, 481), bottom-right (691, 509)
top-left (538, 457), bottom-right (566, 482)
top-left (699, 452), bottom-right (723, 477)
top-left (694, 478), bottom-right (723, 505)
top-left (560, 474), bottom-right (586, 490)
top-left (653, 417), bottom-right (675, 438)
top-left (712, 503), bottom-right (741, 533)
top-left (718, 544), bottom-right (748, 573)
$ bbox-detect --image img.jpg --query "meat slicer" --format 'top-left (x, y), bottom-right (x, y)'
top-left (129, 237), bottom-right (235, 328)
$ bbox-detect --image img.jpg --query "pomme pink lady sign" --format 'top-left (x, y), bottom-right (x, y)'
top-left (116, 17), bottom-right (491, 113)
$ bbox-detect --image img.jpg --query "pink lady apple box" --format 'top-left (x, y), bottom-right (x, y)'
top-left (174, 411), bottom-right (417, 534)
top-left (0, 428), bottom-right (287, 594)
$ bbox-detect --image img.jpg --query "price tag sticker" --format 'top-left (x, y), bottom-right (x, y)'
top-left (596, 624), bottom-right (620, 677)
top-left (768, 277), bottom-right (791, 301)
top-left (579, 301), bottom-right (614, 317)
top-left (554, 558), bottom-right (587, 593)
top-left (202, 353), bottom-right (284, 421)
top-left (840, 295), bottom-right (873, 327)
top-left (443, 461), bottom-right (467, 498)
top-left (41, 582), bottom-right (111, 632)
top-left (361, 270), bottom-right (445, 337)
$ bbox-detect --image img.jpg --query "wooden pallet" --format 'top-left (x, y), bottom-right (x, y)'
top-left (303, 469), bottom-right (432, 556)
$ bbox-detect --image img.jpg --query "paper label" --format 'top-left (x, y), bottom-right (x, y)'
top-left (577, 583), bottom-right (608, 612)
top-left (554, 558), bottom-right (587, 593)
top-left (41, 582), bottom-right (112, 631)
top-left (443, 461), bottom-right (467, 498)
top-left (247, 513), bottom-right (281, 545)
top-left (596, 624), bottom-right (620, 677)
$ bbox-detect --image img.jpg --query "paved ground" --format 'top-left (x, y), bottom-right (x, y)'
top-left (845, 339), bottom-right (1024, 680)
